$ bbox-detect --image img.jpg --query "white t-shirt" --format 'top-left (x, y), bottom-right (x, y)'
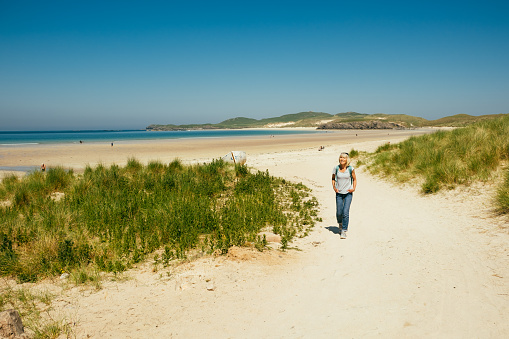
top-left (333, 165), bottom-right (353, 194)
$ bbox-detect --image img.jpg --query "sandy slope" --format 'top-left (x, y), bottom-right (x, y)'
top-left (38, 138), bottom-right (508, 339)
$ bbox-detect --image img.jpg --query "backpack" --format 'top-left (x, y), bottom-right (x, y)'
top-left (335, 165), bottom-right (353, 184)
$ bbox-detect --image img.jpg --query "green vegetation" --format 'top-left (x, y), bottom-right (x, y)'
top-left (215, 117), bottom-right (260, 128)
top-left (147, 111), bottom-right (508, 130)
top-left (256, 112), bottom-right (332, 126)
top-left (367, 115), bottom-right (509, 211)
top-left (348, 149), bottom-right (360, 158)
top-left (497, 170), bottom-right (509, 214)
top-left (148, 111), bottom-right (335, 130)
top-left (216, 113), bottom-right (335, 128)
top-left (0, 284), bottom-right (71, 338)
top-left (426, 113), bottom-right (507, 127)
top-left (376, 114), bottom-right (429, 127)
top-left (0, 159), bottom-right (319, 283)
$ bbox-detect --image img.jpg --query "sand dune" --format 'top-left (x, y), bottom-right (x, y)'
top-left (1, 129), bottom-right (508, 338)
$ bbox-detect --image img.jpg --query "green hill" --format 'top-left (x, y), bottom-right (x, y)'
top-left (427, 114), bottom-right (507, 127)
top-left (370, 114), bottom-right (429, 127)
top-left (334, 112), bottom-right (370, 120)
top-left (260, 111), bottom-right (332, 123)
top-left (147, 112), bottom-right (509, 130)
top-left (327, 112), bottom-right (428, 127)
top-left (215, 117), bottom-right (261, 128)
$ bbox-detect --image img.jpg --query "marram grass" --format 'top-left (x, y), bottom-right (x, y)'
top-left (0, 159), bottom-right (319, 282)
top-left (497, 169), bottom-right (509, 214)
top-left (0, 283), bottom-right (73, 339)
top-left (367, 115), bottom-right (509, 211)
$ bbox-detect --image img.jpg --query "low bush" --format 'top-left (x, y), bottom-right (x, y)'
top-left (0, 159), bottom-right (319, 281)
top-left (349, 149), bottom-right (359, 158)
top-left (368, 115), bottom-right (509, 198)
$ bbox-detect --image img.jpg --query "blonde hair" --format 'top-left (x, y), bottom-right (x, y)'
top-left (339, 152), bottom-right (351, 167)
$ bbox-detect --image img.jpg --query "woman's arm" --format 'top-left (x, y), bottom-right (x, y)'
top-left (332, 174), bottom-right (338, 193)
top-left (348, 170), bottom-right (357, 193)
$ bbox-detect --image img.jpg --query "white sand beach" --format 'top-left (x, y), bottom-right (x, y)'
top-left (1, 129), bottom-right (508, 338)
top-left (0, 129), bottom-right (429, 173)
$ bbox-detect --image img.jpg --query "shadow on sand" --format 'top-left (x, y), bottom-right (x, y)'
top-left (325, 226), bottom-right (341, 235)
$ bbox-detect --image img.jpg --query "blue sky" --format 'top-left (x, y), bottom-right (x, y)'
top-left (1, 0), bottom-right (508, 130)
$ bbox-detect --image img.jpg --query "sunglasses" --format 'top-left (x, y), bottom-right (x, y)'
top-left (340, 152), bottom-right (349, 156)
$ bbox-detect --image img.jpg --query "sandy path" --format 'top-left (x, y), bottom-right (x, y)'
top-left (41, 138), bottom-right (509, 338)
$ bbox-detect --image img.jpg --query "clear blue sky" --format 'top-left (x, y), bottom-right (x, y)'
top-left (1, 0), bottom-right (508, 130)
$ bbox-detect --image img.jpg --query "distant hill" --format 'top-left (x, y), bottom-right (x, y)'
top-left (146, 112), bottom-right (509, 130)
top-left (426, 114), bottom-right (508, 127)
top-left (215, 117), bottom-right (260, 128)
top-left (146, 111), bottom-right (334, 130)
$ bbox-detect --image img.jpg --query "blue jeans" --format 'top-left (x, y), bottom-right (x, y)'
top-left (336, 192), bottom-right (353, 231)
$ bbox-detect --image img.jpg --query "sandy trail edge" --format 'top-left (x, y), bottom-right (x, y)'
top-left (4, 132), bottom-right (509, 338)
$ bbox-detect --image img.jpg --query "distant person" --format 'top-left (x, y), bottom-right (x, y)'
top-left (111, 142), bottom-right (114, 147)
top-left (332, 152), bottom-right (357, 239)
top-left (41, 163), bottom-right (46, 172)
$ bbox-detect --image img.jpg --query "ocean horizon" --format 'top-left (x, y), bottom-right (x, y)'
top-left (0, 128), bottom-right (318, 146)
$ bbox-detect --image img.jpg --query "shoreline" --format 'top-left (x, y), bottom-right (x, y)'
top-left (0, 129), bottom-right (433, 177)
top-left (0, 126), bottom-right (446, 147)
top-left (0, 127), bottom-right (320, 147)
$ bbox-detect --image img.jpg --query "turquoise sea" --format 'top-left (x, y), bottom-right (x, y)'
top-left (0, 129), bottom-right (317, 146)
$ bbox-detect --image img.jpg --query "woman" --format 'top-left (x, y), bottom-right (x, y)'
top-left (332, 152), bottom-right (357, 239)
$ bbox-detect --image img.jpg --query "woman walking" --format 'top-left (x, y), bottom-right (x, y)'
top-left (332, 152), bottom-right (357, 239)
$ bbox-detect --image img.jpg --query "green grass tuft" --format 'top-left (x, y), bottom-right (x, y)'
top-left (496, 169), bottom-right (509, 214)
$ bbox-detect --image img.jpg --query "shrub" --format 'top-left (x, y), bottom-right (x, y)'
top-left (368, 115), bottom-right (509, 197)
top-left (1, 174), bottom-right (19, 197)
top-left (46, 167), bottom-right (72, 191)
top-left (13, 185), bottom-right (31, 208)
top-left (349, 149), bottom-right (359, 158)
top-left (0, 158), bottom-right (319, 280)
top-left (147, 161), bottom-right (165, 173)
top-left (235, 164), bottom-right (249, 177)
top-left (126, 157), bottom-right (143, 171)
top-left (168, 159), bottom-right (183, 171)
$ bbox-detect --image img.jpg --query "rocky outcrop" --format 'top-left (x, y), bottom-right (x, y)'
top-left (0, 310), bottom-right (29, 339)
top-left (317, 120), bottom-right (406, 130)
top-left (146, 124), bottom-right (219, 131)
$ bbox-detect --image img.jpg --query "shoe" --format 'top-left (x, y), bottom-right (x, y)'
top-left (340, 230), bottom-right (347, 239)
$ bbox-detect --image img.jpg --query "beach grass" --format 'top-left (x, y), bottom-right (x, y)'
top-left (0, 159), bottom-right (319, 283)
top-left (496, 169), bottom-right (509, 214)
top-left (0, 283), bottom-right (71, 338)
top-left (367, 115), bottom-right (509, 212)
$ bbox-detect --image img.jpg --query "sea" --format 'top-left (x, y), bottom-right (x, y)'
top-left (0, 129), bottom-right (317, 146)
